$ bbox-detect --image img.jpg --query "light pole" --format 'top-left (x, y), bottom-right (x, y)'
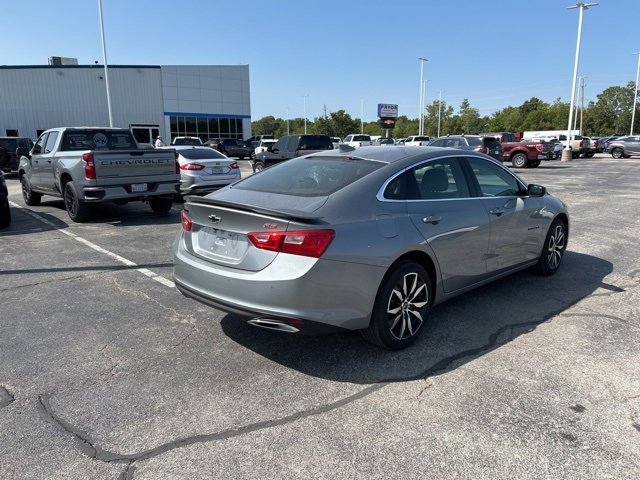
top-left (361, 99), bottom-right (364, 134)
top-left (418, 57), bottom-right (428, 135)
top-left (286, 108), bottom-right (290, 135)
top-left (631, 52), bottom-right (640, 135)
top-left (98, 0), bottom-right (113, 127)
top-left (563, 2), bottom-right (598, 161)
top-left (303, 95), bottom-right (307, 134)
top-left (437, 91), bottom-right (442, 137)
top-left (421, 79), bottom-right (429, 136)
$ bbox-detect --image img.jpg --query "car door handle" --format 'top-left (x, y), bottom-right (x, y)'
top-left (489, 208), bottom-right (504, 216)
top-left (423, 215), bottom-right (442, 224)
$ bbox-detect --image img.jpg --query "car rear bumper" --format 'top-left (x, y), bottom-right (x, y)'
top-left (82, 180), bottom-right (180, 201)
top-left (173, 234), bottom-right (385, 331)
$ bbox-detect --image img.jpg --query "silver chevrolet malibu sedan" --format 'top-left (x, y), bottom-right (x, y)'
top-left (173, 146), bottom-right (568, 349)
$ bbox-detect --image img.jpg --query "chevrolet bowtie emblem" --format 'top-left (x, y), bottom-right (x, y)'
top-left (208, 215), bottom-right (221, 223)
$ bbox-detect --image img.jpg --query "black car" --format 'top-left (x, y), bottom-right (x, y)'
top-left (0, 171), bottom-right (11, 228)
top-left (605, 136), bottom-right (640, 158)
top-left (205, 138), bottom-right (254, 159)
top-left (0, 137), bottom-right (33, 172)
top-left (428, 135), bottom-right (503, 163)
top-left (251, 134), bottom-right (334, 172)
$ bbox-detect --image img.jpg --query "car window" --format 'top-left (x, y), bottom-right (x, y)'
top-left (384, 158), bottom-right (470, 200)
top-left (482, 137), bottom-right (501, 148)
top-left (60, 130), bottom-right (137, 150)
top-left (32, 133), bottom-right (48, 155)
top-left (271, 138), bottom-right (285, 151)
top-left (448, 138), bottom-right (465, 148)
top-left (299, 136), bottom-right (332, 150)
top-left (179, 148), bottom-right (226, 160)
top-left (235, 157), bottom-right (384, 197)
top-left (466, 157), bottom-right (520, 197)
top-left (429, 139), bottom-right (444, 147)
top-left (44, 131), bottom-right (59, 153)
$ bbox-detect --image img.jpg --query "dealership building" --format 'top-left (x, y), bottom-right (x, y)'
top-left (0, 64), bottom-right (251, 144)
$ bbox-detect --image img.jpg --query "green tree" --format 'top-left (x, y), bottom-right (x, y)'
top-left (584, 81), bottom-right (636, 135)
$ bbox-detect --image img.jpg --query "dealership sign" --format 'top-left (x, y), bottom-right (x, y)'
top-left (377, 103), bottom-right (398, 118)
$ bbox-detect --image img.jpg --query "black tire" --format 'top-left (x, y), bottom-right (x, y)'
top-left (21, 176), bottom-right (42, 206)
top-left (535, 218), bottom-right (567, 276)
top-left (253, 161), bottom-right (265, 173)
top-left (63, 181), bottom-right (91, 222)
top-left (0, 198), bottom-right (11, 228)
top-left (512, 153), bottom-right (529, 168)
top-left (611, 148), bottom-right (623, 159)
top-left (361, 261), bottom-right (432, 350)
top-left (149, 196), bottom-right (173, 213)
top-left (572, 152), bottom-right (579, 159)
top-left (250, 151), bottom-right (255, 160)
top-left (554, 152), bottom-right (561, 160)
top-left (584, 152), bottom-right (594, 158)
top-left (530, 160), bottom-right (541, 168)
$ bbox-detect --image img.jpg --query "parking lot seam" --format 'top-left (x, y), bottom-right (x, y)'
top-left (9, 202), bottom-right (175, 289)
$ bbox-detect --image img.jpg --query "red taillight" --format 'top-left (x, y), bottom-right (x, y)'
top-left (180, 210), bottom-right (193, 232)
top-left (229, 162), bottom-right (238, 169)
top-left (82, 152), bottom-right (96, 180)
top-left (179, 163), bottom-right (206, 171)
top-left (479, 146), bottom-right (488, 154)
top-left (535, 144), bottom-right (543, 152)
top-left (174, 151), bottom-right (180, 174)
top-left (247, 229), bottom-right (335, 258)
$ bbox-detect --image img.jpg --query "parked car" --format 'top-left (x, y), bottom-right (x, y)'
top-left (378, 137), bottom-right (395, 145)
top-left (499, 138), bottom-right (553, 168)
top-left (582, 137), bottom-right (596, 158)
top-left (252, 134), bottom-right (333, 172)
top-left (428, 135), bottom-right (504, 163)
top-left (0, 170), bottom-right (10, 228)
top-left (599, 135), bottom-right (621, 153)
top-left (162, 146), bottom-right (240, 195)
top-left (252, 139), bottom-right (277, 159)
top-left (245, 135), bottom-right (275, 147)
top-left (404, 135), bottom-right (431, 146)
top-left (606, 136), bottom-right (640, 158)
top-left (205, 138), bottom-right (254, 159)
top-left (172, 136), bottom-right (203, 146)
top-left (0, 137), bottom-right (34, 172)
top-left (342, 134), bottom-right (374, 148)
top-left (174, 146), bottom-right (568, 350)
top-left (18, 127), bottom-right (180, 222)
top-left (479, 132), bottom-right (518, 143)
top-left (330, 137), bottom-right (342, 148)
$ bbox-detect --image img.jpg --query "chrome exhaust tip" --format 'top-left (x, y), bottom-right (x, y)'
top-left (247, 318), bottom-right (300, 333)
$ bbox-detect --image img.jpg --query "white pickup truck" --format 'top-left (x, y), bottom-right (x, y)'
top-left (342, 134), bottom-right (374, 148)
top-left (18, 127), bottom-right (180, 222)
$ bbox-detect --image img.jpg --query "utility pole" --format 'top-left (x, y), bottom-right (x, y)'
top-left (418, 57), bottom-right (428, 136)
top-left (437, 91), bottom-right (442, 137)
top-left (631, 52), bottom-right (640, 135)
top-left (98, 0), bottom-right (113, 127)
top-left (361, 99), bottom-right (364, 134)
top-left (579, 76), bottom-right (585, 135)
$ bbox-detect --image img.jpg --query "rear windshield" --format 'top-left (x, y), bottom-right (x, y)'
top-left (0, 139), bottom-right (17, 150)
top-left (466, 137), bottom-right (483, 146)
top-left (482, 137), bottom-right (501, 148)
top-left (179, 148), bottom-right (227, 160)
top-left (234, 157), bottom-right (383, 197)
top-left (173, 138), bottom-right (202, 145)
top-left (353, 135), bottom-right (371, 141)
top-left (415, 136), bottom-right (430, 141)
top-left (299, 136), bottom-right (333, 150)
top-left (60, 129), bottom-right (137, 151)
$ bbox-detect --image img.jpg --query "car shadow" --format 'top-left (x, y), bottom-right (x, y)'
top-left (221, 251), bottom-right (613, 385)
top-left (0, 205), bottom-right (68, 237)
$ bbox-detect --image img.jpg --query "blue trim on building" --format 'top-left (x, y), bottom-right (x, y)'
top-left (164, 112), bottom-right (250, 119)
top-left (0, 65), bottom-right (161, 70)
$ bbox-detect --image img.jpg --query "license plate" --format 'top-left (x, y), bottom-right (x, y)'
top-left (210, 167), bottom-right (225, 174)
top-left (131, 183), bottom-right (147, 192)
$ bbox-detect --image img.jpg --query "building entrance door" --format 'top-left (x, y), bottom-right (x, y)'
top-left (130, 124), bottom-right (160, 145)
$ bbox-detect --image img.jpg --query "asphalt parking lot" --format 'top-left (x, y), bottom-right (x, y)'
top-left (1, 154), bottom-right (639, 479)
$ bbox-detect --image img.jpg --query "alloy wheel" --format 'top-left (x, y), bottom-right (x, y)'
top-left (547, 223), bottom-right (566, 269)
top-left (386, 272), bottom-right (428, 340)
top-left (64, 184), bottom-right (77, 217)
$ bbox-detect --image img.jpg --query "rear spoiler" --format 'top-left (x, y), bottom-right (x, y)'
top-left (184, 195), bottom-right (325, 222)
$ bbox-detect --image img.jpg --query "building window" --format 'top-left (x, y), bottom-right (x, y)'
top-left (5, 129), bottom-right (18, 137)
top-left (168, 115), bottom-right (244, 142)
top-left (36, 129), bottom-right (46, 137)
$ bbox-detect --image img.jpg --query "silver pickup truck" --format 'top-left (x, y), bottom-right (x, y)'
top-left (18, 127), bottom-right (180, 222)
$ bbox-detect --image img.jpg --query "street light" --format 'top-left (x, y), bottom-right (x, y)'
top-left (303, 95), bottom-right (308, 134)
top-left (437, 91), bottom-right (443, 137)
top-left (361, 99), bottom-right (364, 134)
top-left (563, 2), bottom-right (598, 161)
top-left (286, 107), bottom-right (290, 135)
top-left (98, 0), bottom-right (113, 127)
top-left (418, 57), bottom-right (428, 135)
top-left (421, 79), bottom-right (429, 136)
top-left (631, 52), bottom-right (640, 135)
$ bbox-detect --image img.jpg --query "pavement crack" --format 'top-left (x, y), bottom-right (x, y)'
top-left (0, 385), bottom-right (15, 409)
top-left (35, 316), bottom-right (550, 466)
top-left (558, 312), bottom-right (640, 330)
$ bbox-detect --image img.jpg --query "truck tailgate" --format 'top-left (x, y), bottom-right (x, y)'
top-left (92, 150), bottom-right (177, 184)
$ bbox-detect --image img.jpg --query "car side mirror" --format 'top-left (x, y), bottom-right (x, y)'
top-left (527, 184), bottom-right (546, 197)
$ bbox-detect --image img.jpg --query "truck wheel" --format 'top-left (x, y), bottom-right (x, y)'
top-left (511, 153), bottom-right (529, 168)
top-left (611, 148), bottom-right (623, 159)
top-left (149, 197), bottom-right (173, 213)
top-left (0, 198), bottom-right (11, 228)
top-left (572, 152), bottom-right (579, 159)
top-left (584, 152), bottom-right (594, 158)
top-left (250, 151), bottom-right (255, 160)
top-left (64, 182), bottom-right (91, 222)
top-left (253, 161), bottom-right (265, 173)
top-left (21, 176), bottom-right (42, 206)
top-left (530, 160), bottom-right (541, 168)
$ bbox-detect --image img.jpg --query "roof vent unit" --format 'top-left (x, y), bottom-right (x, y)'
top-left (48, 56), bottom-right (79, 66)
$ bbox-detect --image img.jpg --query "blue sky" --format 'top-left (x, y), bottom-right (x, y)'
top-left (3, 0), bottom-right (637, 121)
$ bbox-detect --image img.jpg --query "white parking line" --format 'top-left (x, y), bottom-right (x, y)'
top-left (9, 201), bottom-right (175, 289)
